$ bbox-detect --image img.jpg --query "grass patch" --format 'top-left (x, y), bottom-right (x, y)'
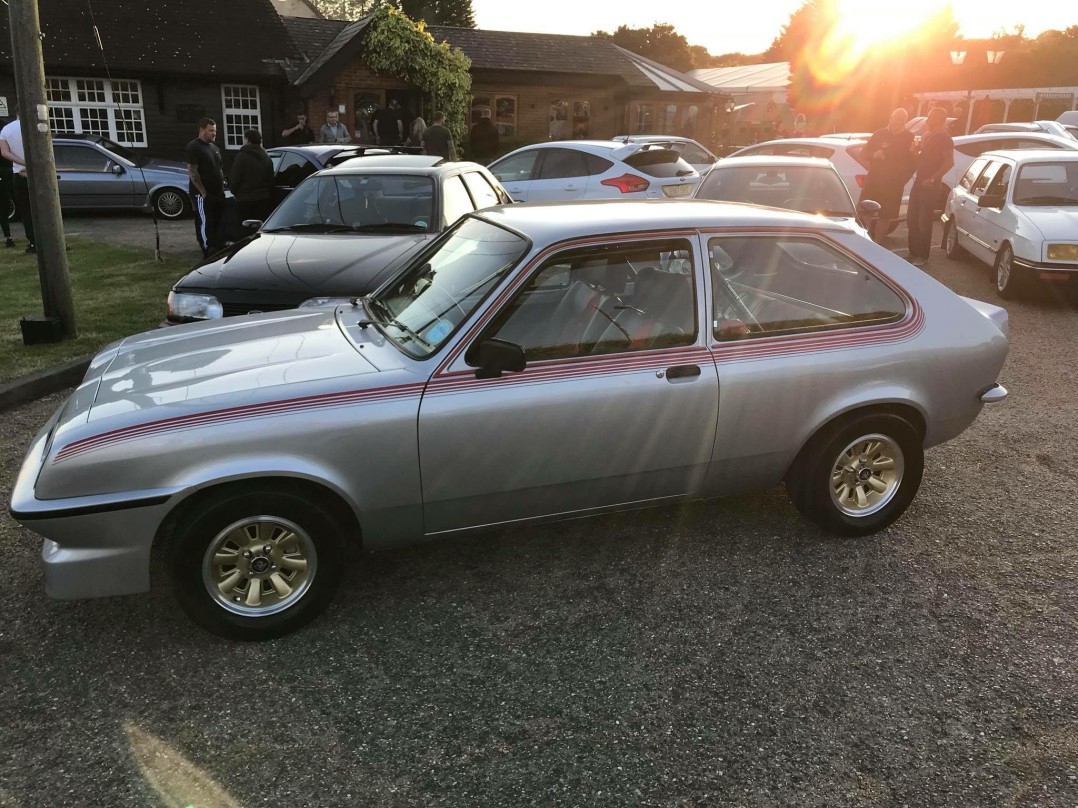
top-left (0, 238), bottom-right (194, 383)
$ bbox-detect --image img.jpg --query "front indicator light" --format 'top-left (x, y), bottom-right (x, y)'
top-left (1047, 244), bottom-right (1078, 261)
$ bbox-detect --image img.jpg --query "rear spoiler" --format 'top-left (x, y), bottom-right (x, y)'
top-left (324, 144), bottom-right (424, 167)
top-left (609, 141), bottom-right (678, 161)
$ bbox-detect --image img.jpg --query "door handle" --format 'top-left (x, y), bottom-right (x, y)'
top-left (665, 364), bottom-right (701, 380)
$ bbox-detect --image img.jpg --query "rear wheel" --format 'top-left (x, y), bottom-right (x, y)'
top-left (995, 243), bottom-right (1023, 299)
top-left (786, 413), bottom-right (924, 536)
top-left (153, 188), bottom-right (189, 219)
top-left (169, 490), bottom-right (345, 639)
top-left (943, 219), bottom-right (966, 259)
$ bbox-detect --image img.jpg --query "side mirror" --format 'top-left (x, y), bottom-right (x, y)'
top-left (241, 219), bottom-right (264, 231)
top-left (978, 193), bottom-right (1004, 210)
top-left (857, 198), bottom-right (881, 217)
top-left (110, 163), bottom-right (125, 175)
top-left (470, 338), bottom-right (526, 380)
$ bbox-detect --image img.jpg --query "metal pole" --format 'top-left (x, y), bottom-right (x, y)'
top-left (8, 0), bottom-right (76, 337)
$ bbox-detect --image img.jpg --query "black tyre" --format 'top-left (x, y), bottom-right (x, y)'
top-left (169, 490), bottom-right (345, 640)
top-left (786, 413), bottom-right (924, 537)
top-left (153, 187), bottom-right (190, 219)
top-left (994, 243), bottom-right (1023, 299)
top-left (942, 219), bottom-right (966, 260)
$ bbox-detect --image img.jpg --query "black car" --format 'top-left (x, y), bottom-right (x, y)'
top-left (165, 154), bottom-right (512, 323)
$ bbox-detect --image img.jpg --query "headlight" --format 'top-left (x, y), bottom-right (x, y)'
top-left (1046, 244), bottom-right (1078, 261)
top-left (298, 296), bottom-right (358, 309)
top-left (167, 291), bottom-right (223, 321)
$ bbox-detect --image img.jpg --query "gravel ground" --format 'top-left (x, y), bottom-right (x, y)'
top-left (61, 210), bottom-right (204, 264)
top-left (1, 226), bottom-right (1077, 807)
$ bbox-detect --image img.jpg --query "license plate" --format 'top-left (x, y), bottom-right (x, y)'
top-left (1039, 271), bottom-right (1071, 281)
top-left (663, 183), bottom-right (693, 198)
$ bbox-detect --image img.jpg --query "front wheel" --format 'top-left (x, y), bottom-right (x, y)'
top-left (994, 243), bottom-right (1025, 299)
top-left (942, 219), bottom-right (965, 260)
top-left (786, 413), bottom-right (924, 536)
top-left (153, 187), bottom-right (190, 219)
top-left (169, 490), bottom-right (345, 639)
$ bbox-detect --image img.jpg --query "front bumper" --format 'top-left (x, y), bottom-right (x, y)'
top-left (1013, 256), bottom-right (1078, 275)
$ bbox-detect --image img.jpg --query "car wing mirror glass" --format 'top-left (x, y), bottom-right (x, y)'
top-left (857, 199), bottom-right (881, 216)
top-left (241, 219), bottom-right (264, 231)
top-left (469, 338), bottom-right (526, 379)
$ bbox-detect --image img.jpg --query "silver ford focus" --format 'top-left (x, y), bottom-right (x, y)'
top-left (11, 200), bottom-right (1009, 639)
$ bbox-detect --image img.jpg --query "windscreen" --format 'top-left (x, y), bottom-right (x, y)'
top-left (264, 174), bottom-right (436, 231)
top-left (698, 164), bottom-right (855, 216)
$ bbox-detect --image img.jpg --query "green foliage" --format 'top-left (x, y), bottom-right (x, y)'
top-left (390, 0), bottom-right (476, 27)
top-left (0, 239), bottom-right (192, 383)
top-left (364, 4), bottom-right (473, 143)
top-left (593, 23), bottom-right (693, 73)
top-left (307, 0), bottom-right (378, 21)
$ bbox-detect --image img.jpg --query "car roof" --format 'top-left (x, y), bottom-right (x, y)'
top-left (955, 132), bottom-right (1078, 148)
top-left (737, 137), bottom-right (863, 149)
top-left (709, 155), bottom-right (837, 169)
top-left (474, 198), bottom-right (852, 244)
top-left (979, 149), bottom-right (1078, 163)
top-left (320, 158), bottom-right (488, 176)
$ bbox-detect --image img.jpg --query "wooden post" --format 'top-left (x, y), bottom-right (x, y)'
top-left (8, 0), bottom-right (77, 338)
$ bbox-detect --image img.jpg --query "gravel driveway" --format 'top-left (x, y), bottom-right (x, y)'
top-left (2, 232), bottom-right (1077, 807)
top-left (61, 210), bottom-right (204, 263)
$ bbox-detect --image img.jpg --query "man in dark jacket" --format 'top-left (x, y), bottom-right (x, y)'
top-left (467, 110), bottom-right (500, 164)
top-left (421, 111), bottom-right (457, 160)
top-left (229, 129), bottom-right (275, 225)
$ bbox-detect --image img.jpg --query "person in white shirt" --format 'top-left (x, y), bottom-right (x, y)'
top-left (0, 108), bottom-right (35, 254)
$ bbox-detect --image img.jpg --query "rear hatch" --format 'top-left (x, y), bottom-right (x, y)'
top-left (612, 145), bottom-right (700, 198)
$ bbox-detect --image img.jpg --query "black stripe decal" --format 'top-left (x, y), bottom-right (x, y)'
top-left (10, 494), bottom-right (172, 521)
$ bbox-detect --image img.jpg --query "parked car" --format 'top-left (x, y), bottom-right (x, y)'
top-left (728, 138), bottom-right (868, 203)
top-left (974, 121), bottom-right (1076, 141)
top-left (820, 132), bottom-right (873, 141)
top-left (165, 154), bottom-right (511, 323)
top-left (265, 144), bottom-right (421, 207)
top-left (49, 135), bottom-right (190, 219)
top-left (488, 140), bottom-right (700, 202)
top-left (12, 199), bottom-right (1009, 639)
top-left (611, 134), bottom-right (719, 174)
top-left (941, 149), bottom-right (1078, 297)
top-left (693, 155), bottom-right (878, 238)
top-left (905, 116), bottom-right (959, 136)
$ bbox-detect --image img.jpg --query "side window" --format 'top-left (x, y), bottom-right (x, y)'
top-left (537, 148), bottom-right (588, 180)
top-left (461, 171), bottom-right (501, 210)
top-left (482, 239), bottom-right (697, 361)
top-left (55, 145), bottom-right (110, 171)
top-left (1017, 138), bottom-right (1060, 150)
top-left (441, 175), bottom-right (475, 226)
top-left (584, 153), bottom-right (614, 175)
top-left (971, 161), bottom-right (1001, 195)
top-left (275, 152), bottom-right (316, 188)
top-left (489, 150), bottom-right (539, 183)
top-left (959, 157), bottom-right (990, 191)
top-left (270, 151), bottom-right (284, 173)
top-left (985, 164), bottom-right (1012, 199)
top-left (956, 141), bottom-right (987, 157)
top-left (678, 144), bottom-right (714, 164)
top-left (709, 235), bottom-right (905, 340)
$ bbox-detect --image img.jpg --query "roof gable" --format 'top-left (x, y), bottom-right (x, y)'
top-left (0, 0), bottom-right (298, 79)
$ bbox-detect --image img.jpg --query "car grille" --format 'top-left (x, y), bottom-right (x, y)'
top-left (222, 301), bottom-right (297, 317)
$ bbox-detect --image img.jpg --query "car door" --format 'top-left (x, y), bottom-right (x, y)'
top-left (488, 149), bottom-right (541, 201)
top-left (523, 147), bottom-right (593, 201)
top-left (968, 161), bottom-right (1014, 260)
top-left (54, 144), bottom-right (134, 208)
top-left (272, 151), bottom-right (317, 205)
top-left (417, 234), bottom-right (719, 535)
top-left (964, 159), bottom-right (1005, 264)
top-left (949, 157), bottom-right (992, 257)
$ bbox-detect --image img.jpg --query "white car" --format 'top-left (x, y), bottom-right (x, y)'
top-left (975, 121), bottom-right (1076, 141)
top-left (694, 155), bottom-right (878, 239)
top-left (728, 138), bottom-right (869, 204)
top-left (488, 140), bottom-right (700, 202)
top-left (941, 150), bottom-right (1078, 297)
top-left (610, 134), bottom-right (719, 174)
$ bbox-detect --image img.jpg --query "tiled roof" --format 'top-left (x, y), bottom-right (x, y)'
top-left (294, 17), bottom-right (374, 89)
top-left (0, 0), bottom-right (298, 78)
top-left (281, 16), bottom-right (348, 61)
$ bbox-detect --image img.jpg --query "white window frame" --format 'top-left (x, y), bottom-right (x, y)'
top-left (45, 77), bottom-right (147, 147)
top-left (221, 84), bottom-right (262, 150)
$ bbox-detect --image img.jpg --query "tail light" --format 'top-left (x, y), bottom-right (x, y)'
top-left (855, 174), bottom-right (866, 188)
top-left (601, 173), bottom-right (650, 194)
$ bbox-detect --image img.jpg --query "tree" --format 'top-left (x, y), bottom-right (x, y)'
top-left (307, 0), bottom-right (378, 19)
top-left (391, 0), bottom-right (476, 27)
top-left (593, 23), bottom-right (693, 72)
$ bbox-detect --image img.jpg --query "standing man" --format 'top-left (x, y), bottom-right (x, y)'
top-left (281, 112), bottom-right (314, 145)
top-left (858, 107), bottom-right (915, 242)
top-left (229, 129), bottom-right (275, 225)
top-left (906, 107), bottom-right (954, 267)
top-left (421, 111), bottom-right (457, 160)
top-left (185, 117), bottom-right (226, 258)
top-left (0, 107), bottom-right (35, 254)
top-left (467, 109), bottom-right (500, 164)
top-left (373, 101), bottom-right (403, 146)
top-left (318, 110), bottom-right (351, 144)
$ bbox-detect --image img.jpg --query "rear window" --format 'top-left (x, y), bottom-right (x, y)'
top-left (624, 149), bottom-right (696, 178)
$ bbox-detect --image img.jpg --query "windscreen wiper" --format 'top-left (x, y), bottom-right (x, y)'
top-left (262, 223), bottom-right (356, 233)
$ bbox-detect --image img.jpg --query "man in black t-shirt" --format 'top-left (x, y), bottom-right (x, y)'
top-left (185, 117), bottom-right (226, 257)
top-left (281, 112), bottom-right (314, 146)
top-left (907, 107), bottom-right (954, 266)
top-left (373, 102), bottom-right (403, 146)
top-left (858, 107), bottom-right (915, 242)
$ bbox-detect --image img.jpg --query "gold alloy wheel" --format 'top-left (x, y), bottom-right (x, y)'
top-left (201, 516), bottom-right (318, 617)
top-left (829, 433), bottom-right (905, 517)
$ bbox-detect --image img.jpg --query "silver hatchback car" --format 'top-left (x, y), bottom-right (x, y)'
top-left (11, 200), bottom-right (1009, 639)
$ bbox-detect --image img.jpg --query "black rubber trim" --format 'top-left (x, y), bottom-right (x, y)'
top-left (10, 494), bottom-right (171, 521)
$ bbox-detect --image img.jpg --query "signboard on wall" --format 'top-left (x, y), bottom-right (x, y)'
top-left (0, 97), bottom-right (8, 118)
top-left (175, 103), bottom-right (206, 123)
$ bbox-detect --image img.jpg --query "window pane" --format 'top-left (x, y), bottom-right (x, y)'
top-left (538, 148), bottom-right (587, 180)
top-left (490, 150), bottom-right (538, 183)
top-left (275, 152), bottom-right (315, 188)
top-left (442, 175), bottom-right (475, 225)
top-left (54, 144), bottom-right (110, 171)
top-left (46, 79), bottom-right (72, 103)
top-left (79, 107), bottom-right (110, 136)
top-left (487, 240), bottom-right (697, 360)
top-left (461, 171), bottom-right (500, 210)
top-left (76, 79), bottom-right (106, 104)
top-left (549, 99), bottom-right (569, 139)
top-left (709, 236), bottom-right (905, 339)
top-left (49, 107), bottom-right (76, 135)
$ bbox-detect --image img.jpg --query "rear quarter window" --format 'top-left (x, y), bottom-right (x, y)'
top-left (624, 149), bottom-right (696, 178)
